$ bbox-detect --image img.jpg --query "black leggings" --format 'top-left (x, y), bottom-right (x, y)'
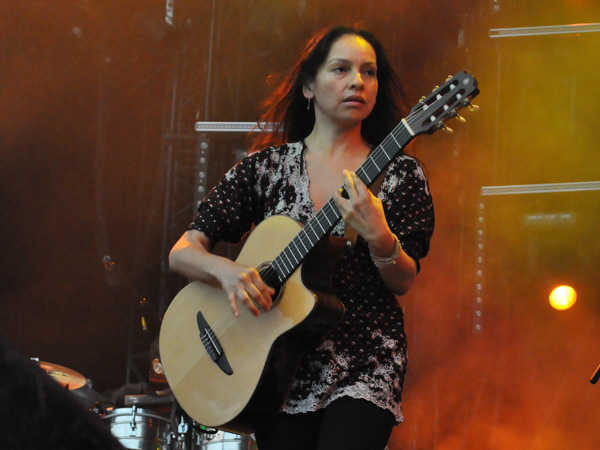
top-left (254, 397), bottom-right (396, 450)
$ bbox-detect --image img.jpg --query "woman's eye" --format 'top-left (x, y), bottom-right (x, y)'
top-left (333, 66), bottom-right (346, 73)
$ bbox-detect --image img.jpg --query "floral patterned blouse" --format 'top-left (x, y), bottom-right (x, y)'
top-left (189, 141), bottom-right (434, 422)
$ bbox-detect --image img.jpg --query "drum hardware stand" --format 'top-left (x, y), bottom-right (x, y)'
top-left (173, 415), bottom-right (204, 450)
top-left (170, 401), bottom-right (193, 450)
top-left (129, 405), bottom-right (138, 437)
top-left (169, 401), bottom-right (208, 449)
top-left (176, 417), bottom-right (188, 449)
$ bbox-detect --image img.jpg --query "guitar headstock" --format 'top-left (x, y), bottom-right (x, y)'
top-left (406, 71), bottom-right (479, 136)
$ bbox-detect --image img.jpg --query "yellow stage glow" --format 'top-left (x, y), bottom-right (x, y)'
top-left (549, 285), bottom-right (577, 310)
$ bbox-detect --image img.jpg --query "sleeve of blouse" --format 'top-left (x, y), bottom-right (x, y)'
top-left (382, 156), bottom-right (435, 272)
top-left (187, 152), bottom-right (264, 249)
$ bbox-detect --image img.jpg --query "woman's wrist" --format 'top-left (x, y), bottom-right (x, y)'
top-left (369, 234), bottom-right (402, 268)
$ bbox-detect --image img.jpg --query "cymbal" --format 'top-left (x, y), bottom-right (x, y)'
top-left (39, 361), bottom-right (87, 390)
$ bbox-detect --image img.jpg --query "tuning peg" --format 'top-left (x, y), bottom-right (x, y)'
top-left (450, 110), bottom-right (466, 123)
top-left (446, 75), bottom-right (453, 81)
top-left (433, 121), bottom-right (454, 134)
top-left (442, 124), bottom-right (454, 134)
top-left (432, 85), bottom-right (439, 92)
top-left (464, 100), bottom-right (480, 112)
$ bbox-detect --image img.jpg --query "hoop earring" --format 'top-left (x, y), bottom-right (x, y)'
top-left (306, 97), bottom-right (311, 111)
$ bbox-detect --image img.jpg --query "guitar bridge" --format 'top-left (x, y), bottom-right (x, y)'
top-left (196, 311), bottom-right (233, 375)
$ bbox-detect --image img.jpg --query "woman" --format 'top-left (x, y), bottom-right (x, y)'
top-left (169, 25), bottom-right (435, 450)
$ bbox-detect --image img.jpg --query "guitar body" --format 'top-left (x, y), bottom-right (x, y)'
top-left (159, 215), bottom-right (345, 434)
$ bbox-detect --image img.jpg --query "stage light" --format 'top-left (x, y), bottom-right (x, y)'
top-left (549, 285), bottom-right (577, 310)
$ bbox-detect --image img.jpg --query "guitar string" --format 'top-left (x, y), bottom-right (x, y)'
top-left (270, 123), bottom-right (415, 283)
top-left (174, 77), bottom-right (476, 382)
top-left (272, 120), bottom-right (416, 282)
top-left (268, 77), bottom-right (474, 283)
top-left (219, 83), bottom-right (475, 350)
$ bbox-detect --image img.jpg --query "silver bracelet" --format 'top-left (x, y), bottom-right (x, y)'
top-left (369, 235), bottom-right (401, 268)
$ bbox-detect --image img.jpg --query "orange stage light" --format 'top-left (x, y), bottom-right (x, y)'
top-left (549, 285), bottom-right (577, 310)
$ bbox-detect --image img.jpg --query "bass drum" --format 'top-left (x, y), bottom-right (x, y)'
top-left (102, 406), bottom-right (172, 450)
top-left (201, 431), bottom-right (257, 450)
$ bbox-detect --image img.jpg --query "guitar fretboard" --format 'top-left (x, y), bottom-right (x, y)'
top-left (260, 70), bottom-right (478, 287)
top-left (265, 120), bottom-right (415, 286)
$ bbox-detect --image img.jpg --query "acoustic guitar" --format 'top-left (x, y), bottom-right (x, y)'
top-left (159, 71), bottom-right (480, 434)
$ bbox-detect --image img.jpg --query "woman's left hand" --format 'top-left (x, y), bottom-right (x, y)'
top-left (333, 170), bottom-right (389, 246)
top-left (333, 169), bottom-right (417, 296)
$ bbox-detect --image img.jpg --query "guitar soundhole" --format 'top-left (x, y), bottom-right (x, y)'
top-left (258, 262), bottom-right (285, 311)
top-left (271, 284), bottom-right (285, 309)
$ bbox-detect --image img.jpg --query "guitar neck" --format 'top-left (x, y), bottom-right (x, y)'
top-left (265, 120), bottom-right (415, 286)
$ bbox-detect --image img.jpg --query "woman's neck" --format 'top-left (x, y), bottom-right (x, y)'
top-left (303, 124), bottom-right (370, 161)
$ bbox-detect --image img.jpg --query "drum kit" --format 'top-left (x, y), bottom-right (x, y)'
top-left (38, 360), bottom-right (257, 450)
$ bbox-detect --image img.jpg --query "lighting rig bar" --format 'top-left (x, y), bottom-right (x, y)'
top-left (194, 122), bottom-right (279, 133)
top-left (490, 23), bottom-right (600, 38)
top-left (481, 181), bottom-right (600, 196)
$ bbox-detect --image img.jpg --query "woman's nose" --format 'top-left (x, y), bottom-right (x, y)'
top-left (349, 70), bottom-right (364, 89)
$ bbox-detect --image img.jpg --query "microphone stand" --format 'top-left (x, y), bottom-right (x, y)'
top-left (102, 255), bottom-right (162, 384)
top-left (591, 363), bottom-right (600, 384)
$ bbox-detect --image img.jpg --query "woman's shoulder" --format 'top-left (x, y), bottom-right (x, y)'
top-left (390, 153), bottom-right (426, 175)
top-left (244, 141), bottom-right (304, 164)
top-left (259, 141), bottom-right (303, 155)
top-left (394, 153), bottom-right (420, 166)
top-left (384, 153), bottom-right (430, 192)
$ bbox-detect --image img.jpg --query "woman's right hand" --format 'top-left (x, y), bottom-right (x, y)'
top-left (215, 259), bottom-right (275, 318)
top-left (169, 230), bottom-right (274, 318)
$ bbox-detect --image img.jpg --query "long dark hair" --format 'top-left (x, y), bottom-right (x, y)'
top-left (250, 25), bottom-right (408, 152)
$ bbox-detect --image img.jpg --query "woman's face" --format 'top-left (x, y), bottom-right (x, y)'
top-left (304, 34), bottom-right (378, 130)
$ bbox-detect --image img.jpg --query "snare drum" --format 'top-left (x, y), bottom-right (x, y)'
top-left (102, 406), bottom-right (172, 450)
top-left (201, 431), bottom-right (257, 450)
